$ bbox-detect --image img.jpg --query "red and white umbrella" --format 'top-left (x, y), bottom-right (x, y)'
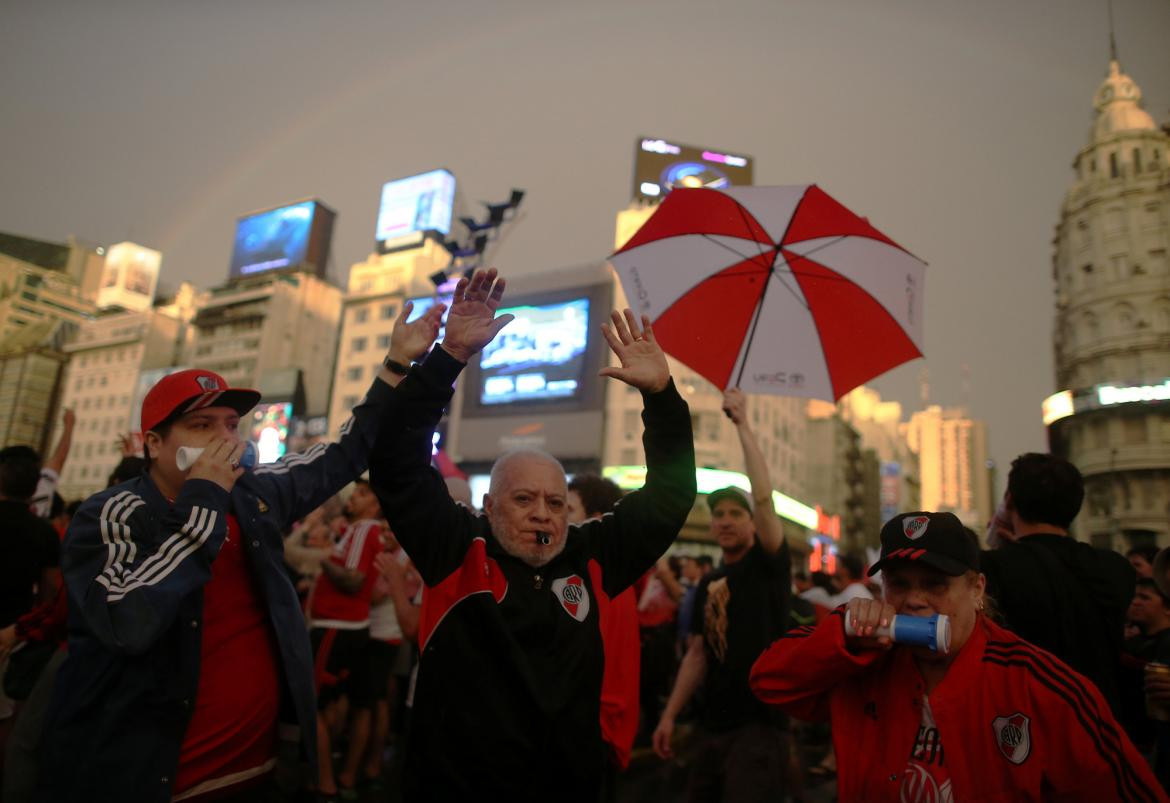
top-left (609, 185), bottom-right (926, 401)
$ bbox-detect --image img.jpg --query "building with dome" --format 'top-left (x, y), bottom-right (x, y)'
top-left (1045, 49), bottom-right (1170, 548)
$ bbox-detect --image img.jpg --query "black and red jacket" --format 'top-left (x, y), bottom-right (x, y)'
top-left (369, 347), bottom-right (696, 802)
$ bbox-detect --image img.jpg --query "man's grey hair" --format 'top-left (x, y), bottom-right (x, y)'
top-left (488, 449), bottom-right (566, 496)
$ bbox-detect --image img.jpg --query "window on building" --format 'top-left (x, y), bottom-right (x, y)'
top-left (623, 409), bottom-right (640, 439)
top-left (1124, 417), bottom-right (1147, 445)
top-left (1134, 148), bottom-right (1142, 173)
top-left (351, 337), bottom-right (367, 353)
top-left (354, 308), bottom-right (369, 324)
top-left (1152, 250), bottom-right (1168, 276)
top-left (704, 413), bottom-right (721, 442)
top-left (381, 304), bottom-right (397, 320)
top-left (343, 395), bottom-right (359, 410)
top-left (1091, 419), bottom-right (1109, 449)
top-left (347, 366), bottom-right (363, 382)
top-left (1110, 152), bottom-right (1119, 178)
top-left (376, 334), bottom-right (391, 349)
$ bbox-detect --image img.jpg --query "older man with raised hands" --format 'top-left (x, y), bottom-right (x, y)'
top-left (367, 269), bottom-right (697, 803)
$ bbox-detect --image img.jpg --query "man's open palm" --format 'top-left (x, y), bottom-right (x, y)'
top-left (599, 309), bottom-right (669, 393)
top-left (441, 268), bottom-right (514, 362)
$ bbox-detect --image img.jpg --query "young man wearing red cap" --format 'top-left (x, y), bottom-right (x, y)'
top-left (39, 301), bottom-right (444, 803)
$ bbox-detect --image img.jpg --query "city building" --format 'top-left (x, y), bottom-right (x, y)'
top-left (806, 401), bottom-right (875, 553)
top-left (0, 231), bottom-right (107, 450)
top-left (1046, 51), bottom-right (1170, 547)
top-left (52, 296), bottom-right (194, 500)
top-left (325, 240), bottom-right (445, 440)
top-left (0, 320), bottom-right (72, 452)
top-left (838, 385), bottom-right (922, 526)
top-left (185, 271), bottom-right (342, 418)
top-left (0, 231), bottom-right (104, 340)
top-left (901, 405), bottom-right (993, 528)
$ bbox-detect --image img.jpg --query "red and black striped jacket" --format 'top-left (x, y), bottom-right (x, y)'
top-left (368, 347), bottom-right (696, 802)
top-left (750, 609), bottom-right (1166, 802)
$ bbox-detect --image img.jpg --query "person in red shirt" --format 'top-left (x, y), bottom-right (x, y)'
top-left (306, 479), bottom-right (385, 799)
top-left (567, 473), bottom-right (637, 801)
top-left (751, 510), bottom-right (1165, 802)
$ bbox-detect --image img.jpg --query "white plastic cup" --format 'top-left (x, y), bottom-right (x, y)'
top-left (175, 441), bottom-right (258, 472)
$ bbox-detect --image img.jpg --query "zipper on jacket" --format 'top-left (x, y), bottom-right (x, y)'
top-left (534, 574), bottom-right (543, 590)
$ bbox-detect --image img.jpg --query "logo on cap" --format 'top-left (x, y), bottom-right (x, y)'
top-left (903, 516), bottom-right (930, 540)
top-left (196, 375), bottom-right (221, 392)
top-left (903, 519), bottom-right (931, 543)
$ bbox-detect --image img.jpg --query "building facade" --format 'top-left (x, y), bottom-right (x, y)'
top-left (901, 405), bottom-right (993, 528)
top-left (838, 386), bottom-right (922, 527)
top-left (1047, 55), bottom-right (1170, 547)
top-left (185, 271), bottom-right (342, 417)
top-left (0, 321), bottom-right (71, 452)
top-left (52, 304), bottom-right (190, 500)
top-left (0, 232), bottom-right (104, 340)
top-left (325, 242), bottom-right (445, 440)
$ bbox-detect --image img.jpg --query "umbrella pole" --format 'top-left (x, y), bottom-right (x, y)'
top-left (732, 249), bottom-right (784, 389)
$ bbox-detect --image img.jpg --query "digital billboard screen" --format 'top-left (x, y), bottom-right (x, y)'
top-left (229, 200), bottom-right (335, 280)
top-left (633, 137), bottom-right (753, 202)
top-left (375, 169), bottom-right (456, 250)
top-left (478, 298), bottom-right (590, 405)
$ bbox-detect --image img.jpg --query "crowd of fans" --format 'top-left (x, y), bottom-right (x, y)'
top-left (1, 269), bottom-right (1169, 802)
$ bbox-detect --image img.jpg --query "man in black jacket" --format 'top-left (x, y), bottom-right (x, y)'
top-left (368, 270), bottom-right (696, 802)
top-left (981, 452), bottom-right (1135, 716)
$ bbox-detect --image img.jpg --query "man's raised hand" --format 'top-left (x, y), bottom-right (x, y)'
top-left (440, 268), bottom-right (514, 363)
top-left (722, 387), bottom-right (747, 425)
top-left (390, 298), bottom-right (446, 366)
top-left (599, 309), bottom-right (669, 393)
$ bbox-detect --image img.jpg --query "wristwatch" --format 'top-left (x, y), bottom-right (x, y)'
top-left (382, 356), bottom-right (410, 376)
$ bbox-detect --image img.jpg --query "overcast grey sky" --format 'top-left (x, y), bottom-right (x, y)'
top-left (3, 0), bottom-right (1169, 491)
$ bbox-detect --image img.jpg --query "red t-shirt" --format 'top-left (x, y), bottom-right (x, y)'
top-left (308, 519), bottom-right (383, 628)
top-left (900, 695), bottom-right (953, 803)
top-left (173, 515), bottom-right (281, 800)
top-left (599, 587), bottom-right (640, 769)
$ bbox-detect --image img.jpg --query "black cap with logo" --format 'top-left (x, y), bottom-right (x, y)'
top-left (867, 511), bottom-right (979, 577)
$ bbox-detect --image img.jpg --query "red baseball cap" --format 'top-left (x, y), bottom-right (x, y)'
top-left (140, 369), bottom-right (262, 434)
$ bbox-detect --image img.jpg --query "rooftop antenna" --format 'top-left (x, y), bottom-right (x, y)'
top-left (1107, 0), bottom-right (1118, 63)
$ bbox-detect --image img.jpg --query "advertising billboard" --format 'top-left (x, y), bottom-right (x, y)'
top-left (375, 169), bottom-right (456, 252)
top-left (249, 402), bottom-right (293, 464)
top-left (97, 242), bottom-right (161, 312)
top-left (457, 280), bottom-right (613, 462)
top-left (228, 199), bottom-right (336, 280)
top-left (478, 298), bottom-right (590, 406)
top-left (633, 137), bottom-right (753, 202)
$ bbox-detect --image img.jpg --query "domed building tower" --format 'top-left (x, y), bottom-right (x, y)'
top-left (1048, 49), bottom-right (1170, 548)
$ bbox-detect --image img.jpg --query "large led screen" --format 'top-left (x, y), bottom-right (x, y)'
top-left (633, 137), bottom-right (753, 202)
top-left (478, 298), bottom-right (589, 405)
top-left (375, 169), bottom-right (456, 248)
top-left (229, 200), bottom-right (335, 280)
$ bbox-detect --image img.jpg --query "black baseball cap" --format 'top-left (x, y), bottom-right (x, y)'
top-left (868, 511), bottom-right (979, 577)
top-left (707, 486), bottom-right (753, 514)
